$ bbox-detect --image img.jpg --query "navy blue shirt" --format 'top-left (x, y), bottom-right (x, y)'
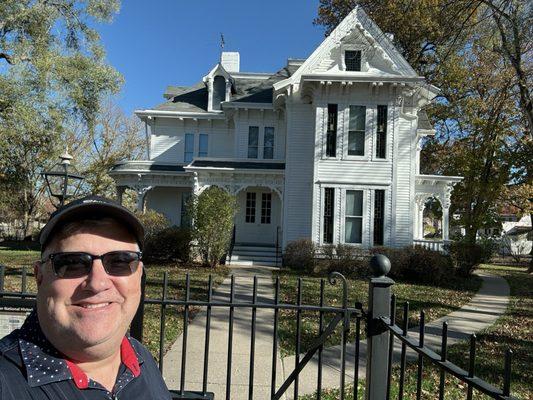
top-left (0, 311), bottom-right (172, 399)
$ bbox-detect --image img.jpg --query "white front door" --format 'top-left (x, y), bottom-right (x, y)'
top-left (235, 188), bottom-right (279, 245)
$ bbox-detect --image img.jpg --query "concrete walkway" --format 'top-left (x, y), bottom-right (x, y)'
top-left (280, 270), bottom-right (511, 397)
top-left (163, 268), bottom-right (510, 399)
top-left (163, 265), bottom-right (286, 400)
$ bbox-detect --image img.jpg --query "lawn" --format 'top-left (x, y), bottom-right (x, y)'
top-left (298, 263), bottom-right (532, 400)
top-left (0, 243), bottom-right (229, 361)
top-left (274, 268), bottom-right (482, 357)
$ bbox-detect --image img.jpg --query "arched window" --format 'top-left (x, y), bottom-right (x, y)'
top-left (212, 75), bottom-right (226, 110)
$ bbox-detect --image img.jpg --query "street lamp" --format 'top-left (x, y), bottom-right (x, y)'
top-left (41, 150), bottom-right (84, 208)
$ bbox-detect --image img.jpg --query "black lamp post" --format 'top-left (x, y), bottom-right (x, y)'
top-left (42, 150), bottom-right (84, 208)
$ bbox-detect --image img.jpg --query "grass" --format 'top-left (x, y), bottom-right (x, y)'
top-left (274, 268), bottom-right (482, 357)
top-left (0, 243), bottom-right (229, 361)
top-left (298, 263), bottom-right (532, 399)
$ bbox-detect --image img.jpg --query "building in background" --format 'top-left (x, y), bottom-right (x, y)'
top-left (110, 6), bottom-right (462, 265)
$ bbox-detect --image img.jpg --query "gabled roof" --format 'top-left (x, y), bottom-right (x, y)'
top-left (147, 64), bottom-right (300, 113)
top-left (274, 5), bottom-right (420, 91)
top-left (154, 81), bottom-right (209, 113)
top-left (230, 65), bottom-right (296, 103)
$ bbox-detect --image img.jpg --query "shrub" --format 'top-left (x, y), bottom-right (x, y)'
top-left (370, 246), bottom-right (411, 280)
top-left (371, 246), bottom-right (453, 285)
top-left (143, 226), bottom-right (191, 263)
top-left (446, 241), bottom-right (487, 276)
top-left (405, 246), bottom-right (454, 284)
top-left (188, 187), bottom-right (237, 268)
top-left (283, 239), bottom-right (316, 272)
top-left (327, 244), bottom-right (368, 277)
top-left (136, 210), bottom-right (170, 239)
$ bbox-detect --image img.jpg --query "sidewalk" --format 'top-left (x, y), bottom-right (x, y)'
top-left (280, 270), bottom-right (510, 397)
top-left (162, 265), bottom-right (286, 400)
top-left (163, 268), bottom-right (510, 399)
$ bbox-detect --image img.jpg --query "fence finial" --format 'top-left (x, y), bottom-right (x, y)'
top-left (370, 254), bottom-right (391, 278)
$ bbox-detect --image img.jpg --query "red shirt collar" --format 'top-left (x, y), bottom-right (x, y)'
top-left (66, 337), bottom-right (141, 389)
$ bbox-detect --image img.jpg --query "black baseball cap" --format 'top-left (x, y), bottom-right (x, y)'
top-left (39, 195), bottom-right (145, 251)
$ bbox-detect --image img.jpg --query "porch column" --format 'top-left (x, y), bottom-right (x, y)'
top-left (442, 207), bottom-right (450, 240)
top-left (415, 198), bottom-right (426, 240)
top-left (116, 186), bottom-right (125, 205)
top-left (442, 184), bottom-right (453, 241)
top-left (133, 185), bottom-right (153, 212)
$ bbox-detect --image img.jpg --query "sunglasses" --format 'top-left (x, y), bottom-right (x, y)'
top-left (42, 251), bottom-right (142, 279)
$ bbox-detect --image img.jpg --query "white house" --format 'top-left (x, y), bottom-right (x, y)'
top-left (110, 6), bottom-right (462, 265)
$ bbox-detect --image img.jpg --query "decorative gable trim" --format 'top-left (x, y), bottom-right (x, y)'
top-left (274, 6), bottom-right (419, 92)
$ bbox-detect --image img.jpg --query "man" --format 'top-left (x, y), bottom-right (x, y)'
top-left (0, 196), bottom-right (172, 399)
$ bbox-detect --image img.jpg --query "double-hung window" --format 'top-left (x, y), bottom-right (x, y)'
top-left (326, 104), bottom-right (337, 157)
top-left (248, 126), bottom-right (259, 159)
top-left (263, 127), bottom-right (274, 159)
top-left (376, 105), bottom-right (387, 159)
top-left (199, 134), bottom-right (208, 157)
top-left (184, 133), bottom-right (194, 163)
top-left (348, 106), bottom-right (366, 156)
top-left (345, 190), bottom-right (363, 244)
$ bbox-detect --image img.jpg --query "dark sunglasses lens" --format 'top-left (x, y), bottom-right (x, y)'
top-left (102, 252), bottom-right (141, 276)
top-left (52, 253), bottom-right (92, 278)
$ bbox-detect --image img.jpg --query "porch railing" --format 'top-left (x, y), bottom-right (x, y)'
top-left (413, 239), bottom-right (451, 253)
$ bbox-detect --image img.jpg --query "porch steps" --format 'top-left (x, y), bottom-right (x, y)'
top-left (228, 244), bottom-right (282, 267)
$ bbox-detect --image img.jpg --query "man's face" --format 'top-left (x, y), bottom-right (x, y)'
top-left (35, 222), bottom-right (142, 358)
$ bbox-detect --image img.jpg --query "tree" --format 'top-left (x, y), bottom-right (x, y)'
top-left (0, 0), bottom-right (122, 236)
top-left (73, 99), bottom-right (145, 198)
top-left (188, 187), bottom-right (237, 268)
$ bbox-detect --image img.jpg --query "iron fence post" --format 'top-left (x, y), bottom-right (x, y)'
top-left (130, 269), bottom-right (146, 342)
top-left (365, 254), bottom-right (394, 400)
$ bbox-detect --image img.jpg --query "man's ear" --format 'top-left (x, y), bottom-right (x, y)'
top-left (34, 261), bottom-right (43, 287)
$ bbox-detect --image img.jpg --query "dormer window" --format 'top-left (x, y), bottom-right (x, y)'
top-left (212, 75), bottom-right (226, 110)
top-left (345, 50), bottom-right (362, 71)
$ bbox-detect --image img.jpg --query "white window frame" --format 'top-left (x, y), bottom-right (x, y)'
top-left (372, 104), bottom-right (390, 162)
top-left (263, 127), bottom-right (275, 159)
top-left (248, 126), bottom-right (259, 159)
top-left (184, 133), bottom-right (194, 163)
top-left (344, 189), bottom-right (365, 244)
top-left (198, 133), bottom-right (209, 158)
top-left (344, 105), bottom-right (371, 160)
top-left (340, 44), bottom-right (366, 72)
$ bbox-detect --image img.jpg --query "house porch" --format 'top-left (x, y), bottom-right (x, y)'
top-left (414, 174), bottom-right (462, 251)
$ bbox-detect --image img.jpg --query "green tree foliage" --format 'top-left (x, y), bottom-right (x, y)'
top-left (0, 0), bottom-right (122, 235)
top-left (188, 187), bottom-right (237, 268)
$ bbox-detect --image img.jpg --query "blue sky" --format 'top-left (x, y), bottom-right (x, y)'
top-left (96, 1), bottom-right (325, 115)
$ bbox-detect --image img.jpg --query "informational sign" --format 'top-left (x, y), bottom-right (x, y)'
top-left (0, 312), bottom-right (28, 338)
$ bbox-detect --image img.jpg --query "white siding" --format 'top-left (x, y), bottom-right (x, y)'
top-left (150, 118), bottom-right (235, 162)
top-left (145, 187), bottom-right (191, 226)
top-left (234, 109), bottom-right (285, 160)
top-left (393, 115), bottom-right (415, 246)
top-left (283, 102), bottom-right (315, 246)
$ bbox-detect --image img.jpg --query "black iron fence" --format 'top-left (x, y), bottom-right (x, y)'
top-left (0, 257), bottom-right (519, 400)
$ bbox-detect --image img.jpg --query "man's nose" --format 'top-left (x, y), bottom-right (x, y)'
top-left (82, 259), bottom-right (113, 292)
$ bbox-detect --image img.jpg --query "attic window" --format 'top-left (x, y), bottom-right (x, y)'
top-left (345, 50), bottom-right (362, 71)
top-left (212, 75), bottom-right (226, 110)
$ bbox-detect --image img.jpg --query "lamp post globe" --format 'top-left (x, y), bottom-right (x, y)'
top-left (42, 150), bottom-right (84, 208)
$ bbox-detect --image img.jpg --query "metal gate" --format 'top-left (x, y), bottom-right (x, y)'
top-left (0, 256), bottom-right (519, 400)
